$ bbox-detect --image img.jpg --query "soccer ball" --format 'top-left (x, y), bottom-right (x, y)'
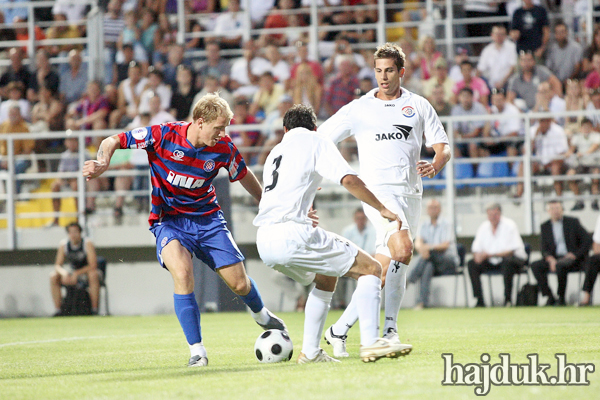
top-left (254, 329), bottom-right (293, 363)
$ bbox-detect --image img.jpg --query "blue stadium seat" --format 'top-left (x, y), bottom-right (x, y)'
top-left (454, 162), bottom-right (474, 188)
top-left (475, 159), bottom-right (510, 187)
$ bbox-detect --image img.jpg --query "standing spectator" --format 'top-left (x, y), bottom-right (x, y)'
top-left (110, 61), bottom-right (148, 129)
top-left (531, 201), bottom-right (592, 306)
top-left (323, 56), bottom-right (359, 117)
top-left (565, 118), bottom-right (600, 211)
top-left (580, 215), bottom-right (600, 306)
top-left (138, 68), bottom-right (172, 114)
top-left (409, 199), bottom-right (459, 309)
top-left (213, 0), bottom-right (245, 49)
top-left (452, 61), bottom-right (490, 107)
top-left (65, 81), bottom-right (110, 131)
top-left (507, 50), bottom-right (562, 111)
top-left (510, 0), bottom-right (549, 57)
top-left (292, 63), bottom-right (322, 114)
top-left (169, 66), bottom-right (197, 121)
top-left (58, 49), bottom-right (88, 106)
top-left (451, 87), bottom-right (488, 159)
top-left (197, 42), bottom-right (231, 90)
top-left (545, 21), bottom-right (583, 83)
top-left (468, 203), bottom-right (527, 307)
top-left (422, 58), bottom-right (454, 103)
top-left (27, 49), bottom-right (60, 103)
top-left (515, 114), bottom-right (569, 198)
top-left (414, 36), bottom-right (442, 81)
top-left (263, 44), bottom-right (291, 85)
top-left (248, 72), bottom-right (285, 119)
top-left (477, 25), bottom-right (517, 90)
top-left (0, 104), bottom-right (33, 193)
top-left (0, 81), bottom-right (30, 123)
top-left (0, 48), bottom-right (30, 99)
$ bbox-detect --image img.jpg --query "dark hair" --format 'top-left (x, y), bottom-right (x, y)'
top-left (581, 117), bottom-right (593, 125)
top-left (460, 60), bottom-right (473, 68)
top-left (66, 222), bottom-right (82, 233)
top-left (554, 19), bottom-right (567, 29)
top-left (283, 104), bottom-right (317, 131)
top-left (459, 87), bottom-right (474, 96)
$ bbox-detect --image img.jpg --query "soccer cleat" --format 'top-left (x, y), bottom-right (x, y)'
top-left (324, 326), bottom-right (349, 358)
top-left (360, 338), bottom-right (412, 362)
top-left (383, 327), bottom-right (400, 344)
top-left (297, 348), bottom-right (340, 364)
top-left (257, 309), bottom-right (287, 331)
top-left (188, 355), bottom-right (208, 367)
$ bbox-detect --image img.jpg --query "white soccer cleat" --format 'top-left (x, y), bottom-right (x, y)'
top-left (297, 348), bottom-right (341, 364)
top-left (360, 338), bottom-right (412, 363)
top-left (188, 355), bottom-right (208, 367)
top-left (324, 326), bottom-right (349, 358)
top-left (383, 327), bottom-right (400, 344)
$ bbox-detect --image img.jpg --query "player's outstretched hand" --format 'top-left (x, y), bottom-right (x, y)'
top-left (380, 208), bottom-right (402, 230)
top-left (416, 160), bottom-right (436, 179)
top-left (82, 160), bottom-right (108, 181)
top-left (308, 207), bottom-right (319, 228)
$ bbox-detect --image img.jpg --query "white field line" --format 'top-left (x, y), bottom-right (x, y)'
top-left (0, 334), bottom-right (157, 348)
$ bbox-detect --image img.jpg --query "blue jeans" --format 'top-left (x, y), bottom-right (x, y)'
top-left (408, 252), bottom-right (457, 307)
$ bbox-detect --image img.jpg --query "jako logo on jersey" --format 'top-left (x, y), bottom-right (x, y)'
top-left (402, 106), bottom-right (415, 118)
top-left (375, 125), bottom-right (413, 141)
top-left (385, 103), bottom-right (395, 107)
top-left (171, 150), bottom-right (184, 161)
top-left (166, 171), bottom-right (205, 189)
top-left (204, 159), bottom-right (215, 172)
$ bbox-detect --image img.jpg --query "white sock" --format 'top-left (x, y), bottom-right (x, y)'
top-left (331, 293), bottom-right (359, 337)
top-left (355, 275), bottom-right (382, 347)
top-left (383, 260), bottom-right (408, 334)
top-left (251, 307), bottom-right (270, 325)
top-left (189, 342), bottom-right (207, 358)
top-left (302, 288), bottom-right (333, 359)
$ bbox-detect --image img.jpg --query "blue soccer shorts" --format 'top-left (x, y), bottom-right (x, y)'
top-left (150, 211), bottom-right (245, 270)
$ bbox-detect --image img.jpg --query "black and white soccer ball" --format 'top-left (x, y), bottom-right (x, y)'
top-left (254, 329), bottom-right (293, 363)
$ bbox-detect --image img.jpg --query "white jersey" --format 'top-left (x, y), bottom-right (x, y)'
top-left (253, 127), bottom-right (356, 226)
top-left (318, 88), bottom-right (448, 198)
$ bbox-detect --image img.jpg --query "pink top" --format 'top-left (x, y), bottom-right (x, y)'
top-left (452, 77), bottom-right (491, 102)
top-left (420, 52), bottom-right (442, 80)
top-left (585, 70), bottom-right (600, 90)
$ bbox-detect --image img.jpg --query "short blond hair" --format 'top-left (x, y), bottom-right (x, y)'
top-left (191, 92), bottom-right (233, 123)
top-left (373, 42), bottom-right (406, 71)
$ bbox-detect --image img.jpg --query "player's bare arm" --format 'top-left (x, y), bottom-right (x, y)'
top-left (83, 134), bottom-right (122, 181)
top-left (417, 142), bottom-right (451, 179)
top-left (239, 168), bottom-right (263, 202)
top-left (340, 174), bottom-right (401, 227)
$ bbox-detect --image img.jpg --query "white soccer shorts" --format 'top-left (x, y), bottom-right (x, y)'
top-left (256, 222), bottom-right (359, 286)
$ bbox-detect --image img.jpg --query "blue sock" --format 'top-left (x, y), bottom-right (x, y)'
top-left (239, 277), bottom-right (264, 313)
top-left (173, 293), bottom-right (201, 345)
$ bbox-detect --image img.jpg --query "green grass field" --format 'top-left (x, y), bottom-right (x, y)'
top-left (1, 308), bottom-right (599, 400)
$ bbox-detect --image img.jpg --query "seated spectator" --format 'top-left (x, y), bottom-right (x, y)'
top-left (229, 39), bottom-right (270, 97)
top-left (27, 49), bottom-right (60, 103)
top-left (161, 44), bottom-right (189, 90)
top-left (414, 35), bottom-right (442, 81)
top-left (545, 20), bottom-right (583, 83)
top-left (510, 0), bottom-right (549, 57)
top-left (113, 43), bottom-right (147, 87)
top-left (566, 118), bottom-right (600, 211)
top-left (248, 71), bottom-right (285, 119)
top-left (409, 199), bottom-right (459, 309)
top-left (263, 44), bottom-right (291, 85)
top-left (45, 12), bottom-right (83, 56)
top-left (451, 87), bottom-right (488, 159)
top-left (48, 137), bottom-right (99, 226)
top-left (468, 203), bottom-right (527, 307)
top-left (152, 14), bottom-right (178, 68)
top-left (189, 75), bottom-right (234, 119)
top-left (138, 67), bottom-right (172, 114)
top-left (448, 47), bottom-right (469, 83)
top-left (484, 88), bottom-right (522, 158)
top-left (346, 0), bottom-right (376, 44)
top-left (515, 114), bottom-right (569, 198)
top-left (323, 56), bottom-right (359, 117)
top-left (323, 37), bottom-right (365, 76)
top-left (30, 84), bottom-right (65, 132)
top-left (477, 25), bottom-right (517, 90)
top-left (580, 215), bottom-right (600, 306)
top-left (586, 88), bottom-right (600, 128)
top-left (584, 52), bottom-right (600, 92)
top-left (169, 66), bottom-right (197, 121)
top-left (118, 10), bottom-right (148, 64)
top-left (582, 25), bottom-right (600, 74)
top-left (564, 79), bottom-right (586, 135)
top-left (130, 92), bottom-right (175, 128)
top-left (424, 84), bottom-right (452, 158)
top-left (52, 0), bottom-right (88, 23)
top-left (197, 42), bottom-right (231, 90)
top-left (0, 103), bottom-right (34, 193)
top-left (0, 81), bottom-right (30, 123)
top-left (259, 0), bottom-right (295, 47)
top-left (531, 201), bottom-right (592, 306)
top-left (258, 94), bottom-right (293, 165)
top-left (138, 8), bottom-right (159, 59)
top-left (13, 16), bottom-right (46, 54)
top-left (0, 0), bottom-right (28, 27)
top-left (49, 222), bottom-right (101, 316)
top-left (464, 0), bottom-right (499, 56)
top-left (289, 41), bottom-right (324, 89)
top-left (58, 49), bottom-right (88, 106)
top-left (110, 61), bottom-right (148, 129)
top-left (103, 0), bottom-right (125, 85)
top-left (292, 63), bottom-right (322, 115)
top-left (422, 57), bottom-right (454, 104)
top-left (229, 98), bottom-right (262, 163)
top-left (0, 47), bottom-right (31, 99)
top-left (357, 49), bottom-right (376, 88)
top-left (533, 81), bottom-right (566, 126)
top-left (65, 81), bottom-right (110, 132)
top-left (452, 61), bottom-right (490, 107)
top-left (213, 0), bottom-right (245, 49)
top-left (507, 50), bottom-right (562, 111)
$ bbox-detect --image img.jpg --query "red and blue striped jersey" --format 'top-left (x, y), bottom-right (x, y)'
top-left (118, 121), bottom-right (247, 226)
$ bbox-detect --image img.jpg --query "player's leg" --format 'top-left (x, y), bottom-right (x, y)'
top-left (217, 262), bottom-right (286, 331)
top-left (86, 268), bottom-right (101, 314)
top-left (160, 240), bottom-right (207, 366)
top-left (49, 270), bottom-right (64, 315)
top-left (49, 179), bottom-right (62, 226)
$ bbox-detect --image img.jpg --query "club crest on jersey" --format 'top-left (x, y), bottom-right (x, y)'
top-left (161, 237), bottom-right (168, 247)
top-left (166, 171), bottom-right (205, 189)
top-left (131, 127), bottom-right (147, 140)
top-left (402, 106), bottom-right (415, 118)
top-left (171, 150), bottom-right (185, 161)
top-left (375, 125), bottom-right (413, 141)
top-left (203, 159), bottom-right (215, 172)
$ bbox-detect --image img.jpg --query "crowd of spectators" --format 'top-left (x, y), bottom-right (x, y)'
top-left (1, 0), bottom-right (600, 223)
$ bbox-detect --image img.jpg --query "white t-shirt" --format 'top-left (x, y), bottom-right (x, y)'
top-left (531, 122), bottom-right (569, 166)
top-left (138, 85), bottom-right (172, 114)
top-left (253, 127), bottom-right (357, 226)
top-left (593, 215), bottom-right (600, 244)
top-left (265, 60), bottom-right (291, 84)
top-left (229, 57), bottom-right (271, 86)
top-left (471, 216), bottom-right (527, 264)
top-left (318, 88), bottom-right (448, 197)
top-left (570, 131), bottom-right (600, 166)
top-left (491, 102), bottom-right (522, 137)
top-left (213, 12), bottom-right (246, 38)
top-left (477, 40), bottom-right (517, 88)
